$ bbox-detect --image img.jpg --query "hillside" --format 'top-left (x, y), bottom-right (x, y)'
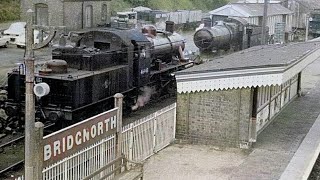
top-left (0, 0), bottom-right (228, 23)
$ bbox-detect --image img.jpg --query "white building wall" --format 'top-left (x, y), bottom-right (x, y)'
top-left (286, 14), bottom-right (293, 32)
top-left (267, 15), bottom-right (283, 35)
top-left (237, 15), bottom-right (292, 35)
top-left (248, 17), bottom-right (259, 25)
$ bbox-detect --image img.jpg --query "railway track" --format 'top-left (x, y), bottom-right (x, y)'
top-left (0, 123), bottom-right (55, 177)
top-left (0, 96), bottom-right (175, 178)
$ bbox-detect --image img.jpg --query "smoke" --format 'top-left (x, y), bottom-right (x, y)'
top-left (131, 86), bottom-right (153, 111)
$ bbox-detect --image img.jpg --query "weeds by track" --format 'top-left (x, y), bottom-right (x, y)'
top-left (0, 123), bottom-right (55, 176)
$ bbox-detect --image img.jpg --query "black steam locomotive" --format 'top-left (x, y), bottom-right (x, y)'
top-left (1, 22), bottom-right (193, 129)
top-left (194, 17), bottom-right (268, 52)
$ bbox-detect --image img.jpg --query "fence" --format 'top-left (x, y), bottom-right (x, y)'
top-left (122, 103), bottom-right (176, 162)
top-left (15, 101), bottom-right (176, 180)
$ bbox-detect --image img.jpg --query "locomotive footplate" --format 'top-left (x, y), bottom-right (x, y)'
top-left (150, 61), bottom-right (194, 76)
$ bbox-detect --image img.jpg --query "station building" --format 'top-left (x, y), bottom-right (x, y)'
top-left (175, 42), bottom-right (320, 148)
top-left (20, 0), bottom-right (112, 31)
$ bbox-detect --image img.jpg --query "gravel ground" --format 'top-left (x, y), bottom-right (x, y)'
top-left (144, 144), bottom-right (250, 180)
top-left (0, 45), bottom-right (51, 78)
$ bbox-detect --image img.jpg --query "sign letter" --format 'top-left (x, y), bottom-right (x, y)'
top-left (44, 144), bottom-right (52, 161)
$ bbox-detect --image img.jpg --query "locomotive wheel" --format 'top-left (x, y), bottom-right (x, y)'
top-left (5, 106), bottom-right (18, 117)
top-left (0, 117), bottom-right (5, 132)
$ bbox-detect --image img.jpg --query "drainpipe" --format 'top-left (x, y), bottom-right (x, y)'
top-left (261, 0), bottom-right (269, 45)
top-left (305, 14), bottom-right (309, 41)
top-left (82, 0), bottom-right (84, 29)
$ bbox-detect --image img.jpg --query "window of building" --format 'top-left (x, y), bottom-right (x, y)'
top-left (101, 4), bottom-right (108, 21)
top-left (35, 3), bottom-right (48, 26)
top-left (85, 5), bottom-right (93, 28)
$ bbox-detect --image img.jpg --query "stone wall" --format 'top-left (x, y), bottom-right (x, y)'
top-left (64, 2), bottom-right (83, 31)
top-left (21, 0), bottom-right (112, 31)
top-left (176, 88), bottom-right (252, 148)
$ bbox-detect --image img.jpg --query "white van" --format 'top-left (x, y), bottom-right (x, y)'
top-left (4, 22), bottom-right (48, 48)
top-left (15, 30), bottom-right (47, 48)
top-left (4, 22), bottom-right (26, 43)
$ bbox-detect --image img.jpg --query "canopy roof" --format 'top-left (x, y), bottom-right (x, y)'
top-left (209, 3), bottom-right (293, 17)
top-left (176, 42), bottom-right (320, 93)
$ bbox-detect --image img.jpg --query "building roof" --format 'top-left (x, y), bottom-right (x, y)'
top-left (209, 3), bottom-right (293, 17)
top-left (176, 41), bottom-right (320, 93)
top-left (295, 0), bottom-right (320, 10)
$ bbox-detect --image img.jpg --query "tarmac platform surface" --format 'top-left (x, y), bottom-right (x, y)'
top-left (143, 56), bottom-right (320, 179)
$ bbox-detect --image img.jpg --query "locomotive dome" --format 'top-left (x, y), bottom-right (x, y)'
top-left (46, 59), bottom-right (68, 74)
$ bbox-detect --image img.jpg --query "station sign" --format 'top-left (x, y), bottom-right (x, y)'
top-left (42, 108), bottom-right (118, 167)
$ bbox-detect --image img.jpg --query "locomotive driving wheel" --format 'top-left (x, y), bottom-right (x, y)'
top-left (0, 117), bottom-right (6, 132)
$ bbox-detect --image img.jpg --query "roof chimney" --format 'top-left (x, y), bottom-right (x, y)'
top-left (203, 18), bottom-right (212, 28)
top-left (165, 21), bottom-right (174, 33)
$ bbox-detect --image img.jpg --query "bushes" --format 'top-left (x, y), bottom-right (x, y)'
top-left (0, 0), bottom-right (20, 23)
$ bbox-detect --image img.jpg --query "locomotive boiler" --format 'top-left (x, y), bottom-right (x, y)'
top-left (1, 22), bottom-right (192, 129)
top-left (194, 17), bottom-right (268, 52)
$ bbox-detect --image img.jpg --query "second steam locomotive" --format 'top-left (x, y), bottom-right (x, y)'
top-left (194, 17), bottom-right (268, 52)
top-left (1, 21), bottom-right (192, 129)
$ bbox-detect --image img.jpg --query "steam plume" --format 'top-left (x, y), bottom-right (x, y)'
top-left (131, 86), bottom-right (153, 111)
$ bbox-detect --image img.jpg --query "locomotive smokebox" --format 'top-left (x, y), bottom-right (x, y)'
top-left (193, 29), bottom-right (213, 50)
top-left (194, 21), bottom-right (235, 51)
top-left (166, 21), bottom-right (174, 33)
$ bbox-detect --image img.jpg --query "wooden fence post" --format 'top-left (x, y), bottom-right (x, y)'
top-left (114, 93), bottom-right (123, 174)
top-left (173, 103), bottom-right (177, 140)
top-left (34, 122), bottom-right (44, 180)
top-left (129, 123), bottom-right (134, 161)
top-left (153, 112), bottom-right (157, 153)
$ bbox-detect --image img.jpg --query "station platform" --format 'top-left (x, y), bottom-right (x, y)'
top-left (142, 56), bottom-right (320, 179)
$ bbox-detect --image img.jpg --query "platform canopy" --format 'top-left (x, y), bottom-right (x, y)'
top-left (176, 42), bottom-right (320, 93)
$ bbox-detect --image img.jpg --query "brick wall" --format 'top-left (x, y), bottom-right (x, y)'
top-left (176, 88), bottom-right (252, 148)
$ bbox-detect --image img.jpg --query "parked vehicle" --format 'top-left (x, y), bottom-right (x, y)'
top-left (15, 30), bottom-right (48, 48)
top-left (112, 12), bottom-right (137, 28)
top-left (0, 33), bottom-right (10, 48)
top-left (3, 22), bottom-right (26, 43)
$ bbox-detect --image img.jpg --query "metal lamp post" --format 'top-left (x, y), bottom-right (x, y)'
top-left (24, 9), bottom-right (36, 180)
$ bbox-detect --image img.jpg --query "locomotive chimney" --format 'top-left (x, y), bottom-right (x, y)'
top-left (165, 21), bottom-right (174, 33)
top-left (203, 18), bottom-right (212, 28)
